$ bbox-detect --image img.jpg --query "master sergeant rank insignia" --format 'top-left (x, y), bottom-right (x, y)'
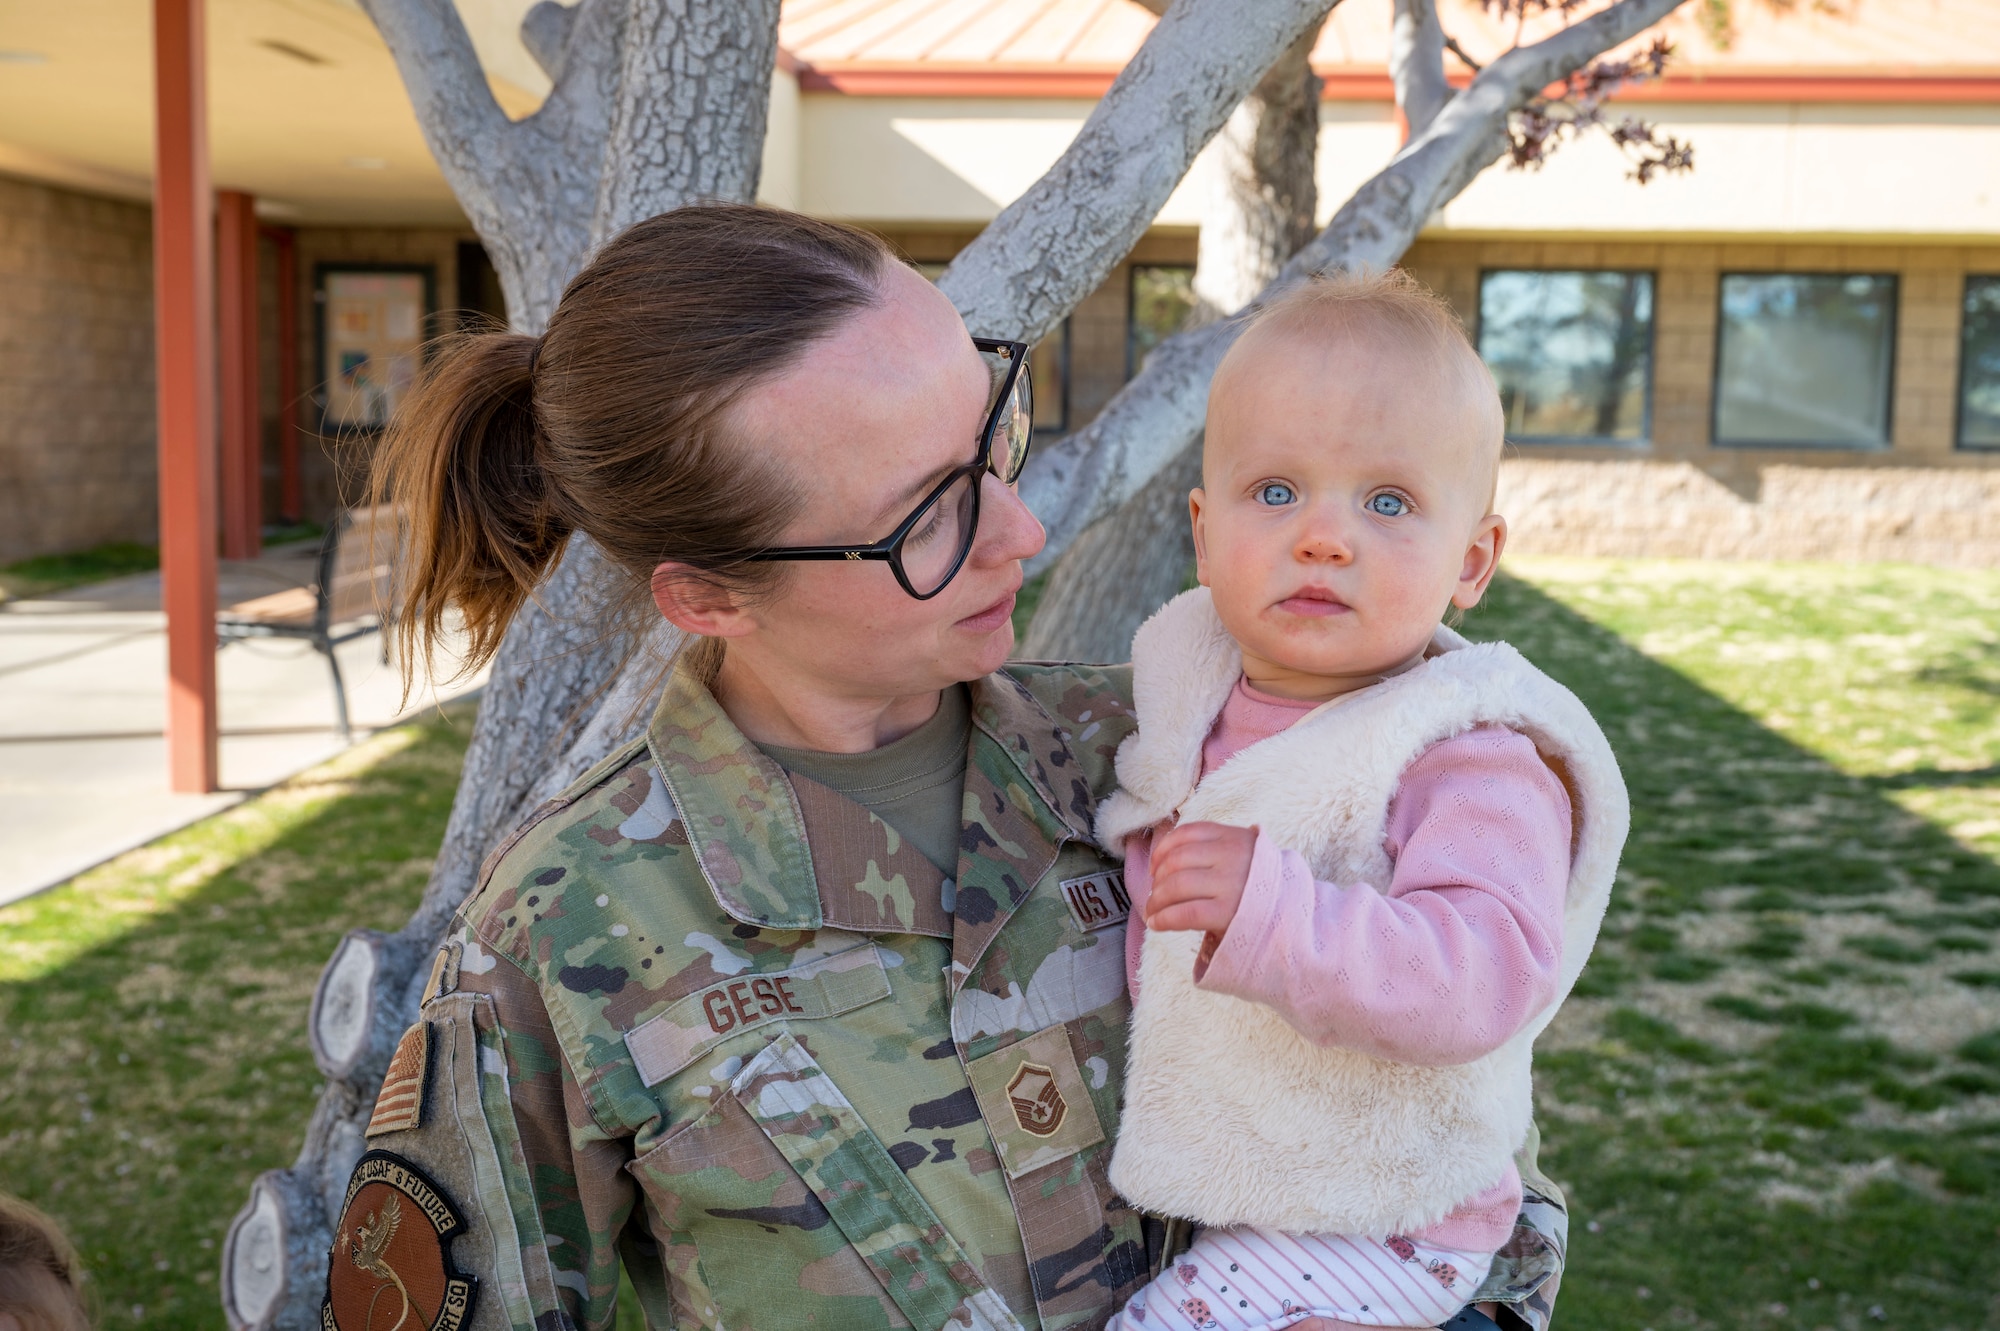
top-left (1006, 1061), bottom-right (1067, 1137)
top-left (323, 1150), bottom-right (476, 1331)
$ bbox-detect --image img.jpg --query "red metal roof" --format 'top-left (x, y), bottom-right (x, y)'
top-left (780, 0), bottom-right (2000, 99)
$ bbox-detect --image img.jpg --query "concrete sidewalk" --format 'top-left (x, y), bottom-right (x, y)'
top-left (0, 544), bottom-right (485, 907)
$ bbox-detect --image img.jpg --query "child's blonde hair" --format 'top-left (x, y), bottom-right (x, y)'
top-left (0, 1195), bottom-right (90, 1331)
top-left (1234, 268), bottom-right (1504, 503)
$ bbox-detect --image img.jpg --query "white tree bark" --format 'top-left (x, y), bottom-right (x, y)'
top-left (1023, 20), bottom-right (1323, 662)
top-left (937, 0), bottom-right (1344, 342)
top-left (1019, 0), bottom-right (1694, 576)
top-left (1391, 0), bottom-right (1454, 140)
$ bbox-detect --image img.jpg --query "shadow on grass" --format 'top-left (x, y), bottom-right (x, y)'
top-left (0, 707), bottom-right (473, 1329)
top-left (1465, 573), bottom-right (2000, 1331)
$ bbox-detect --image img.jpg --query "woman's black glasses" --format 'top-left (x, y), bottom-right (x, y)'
top-left (746, 338), bottom-right (1033, 600)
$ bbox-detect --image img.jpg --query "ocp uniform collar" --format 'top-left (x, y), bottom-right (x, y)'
top-left (643, 667), bottom-right (1090, 946)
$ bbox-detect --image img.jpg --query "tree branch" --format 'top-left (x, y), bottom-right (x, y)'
top-left (521, 0), bottom-right (577, 81)
top-left (1018, 0), bottom-right (1694, 572)
top-left (588, 0), bottom-right (783, 245)
top-left (356, 0), bottom-right (517, 230)
top-left (936, 0), bottom-right (1344, 344)
top-left (1392, 0), bottom-right (1453, 139)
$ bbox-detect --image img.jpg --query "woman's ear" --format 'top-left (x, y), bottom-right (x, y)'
top-left (651, 563), bottom-right (760, 640)
top-left (1451, 513), bottom-right (1508, 611)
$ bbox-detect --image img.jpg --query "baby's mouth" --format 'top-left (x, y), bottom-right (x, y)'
top-left (1275, 588), bottom-right (1351, 618)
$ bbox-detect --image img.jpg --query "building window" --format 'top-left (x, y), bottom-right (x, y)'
top-left (316, 266), bottom-right (432, 432)
top-left (1957, 276), bottom-right (2000, 450)
top-left (920, 260), bottom-right (1069, 437)
top-left (1030, 319), bottom-right (1070, 435)
top-left (1477, 270), bottom-right (1654, 444)
top-left (1714, 273), bottom-right (1897, 449)
top-left (1128, 264), bottom-right (1197, 378)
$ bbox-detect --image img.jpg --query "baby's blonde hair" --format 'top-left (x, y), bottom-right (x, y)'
top-left (1230, 268), bottom-right (1504, 505)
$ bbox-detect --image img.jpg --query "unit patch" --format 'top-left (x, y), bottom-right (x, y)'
top-left (966, 1023), bottom-right (1105, 1180)
top-left (1059, 870), bottom-right (1130, 933)
top-left (364, 1022), bottom-right (431, 1138)
top-left (323, 1151), bottom-right (476, 1331)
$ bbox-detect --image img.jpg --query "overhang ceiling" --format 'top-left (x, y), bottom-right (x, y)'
top-left (0, 0), bottom-right (548, 225)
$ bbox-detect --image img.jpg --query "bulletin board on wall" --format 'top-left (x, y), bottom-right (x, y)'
top-left (314, 265), bottom-right (435, 434)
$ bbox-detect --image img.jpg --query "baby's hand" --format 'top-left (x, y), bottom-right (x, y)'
top-left (1146, 820), bottom-right (1257, 938)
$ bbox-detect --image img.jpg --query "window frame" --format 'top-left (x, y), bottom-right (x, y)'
top-left (1126, 262), bottom-right (1198, 381)
top-left (1029, 316), bottom-right (1072, 438)
top-left (312, 261), bottom-right (437, 438)
top-left (1709, 269), bottom-right (1900, 452)
top-left (1953, 273), bottom-right (2000, 453)
top-left (1473, 266), bottom-right (1659, 448)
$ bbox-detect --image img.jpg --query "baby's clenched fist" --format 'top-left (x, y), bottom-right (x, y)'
top-left (1145, 820), bottom-right (1257, 940)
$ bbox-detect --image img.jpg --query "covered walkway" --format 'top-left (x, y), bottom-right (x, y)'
top-left (0, 547), bottom-right (483, 907)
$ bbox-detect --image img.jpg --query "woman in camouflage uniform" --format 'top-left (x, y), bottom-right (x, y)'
top-left (324, 205), bottom-right (1565, 1331)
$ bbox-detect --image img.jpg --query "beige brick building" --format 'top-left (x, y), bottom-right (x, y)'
top-left (2, 0), bottom-right (1998, 564)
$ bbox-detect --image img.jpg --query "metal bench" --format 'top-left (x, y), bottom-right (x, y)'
top-left (216, 505), bottom-right (399, 743)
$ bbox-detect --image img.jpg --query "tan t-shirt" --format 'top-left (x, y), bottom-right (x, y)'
top-left (756, 684), bottom-right (970, 880)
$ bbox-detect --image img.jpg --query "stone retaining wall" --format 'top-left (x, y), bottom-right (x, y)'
top-left (1498, 458), bottom-right (2000, 567)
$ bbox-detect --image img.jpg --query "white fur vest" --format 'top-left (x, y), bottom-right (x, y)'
top-left (1097, 588), bottom-right (1628, 1236)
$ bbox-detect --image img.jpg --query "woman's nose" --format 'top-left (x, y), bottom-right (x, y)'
top-left (973, 470), bottom-right (1046, 565)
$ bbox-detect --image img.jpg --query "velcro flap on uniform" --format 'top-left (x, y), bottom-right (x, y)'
top-left (624, 942), bottom-right (892, 1087)
top-left (965, 1023), bottom-right (1105, 1180)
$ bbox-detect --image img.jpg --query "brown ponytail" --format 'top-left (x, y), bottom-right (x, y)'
top-left (373, 204), bottom-right (896, 684)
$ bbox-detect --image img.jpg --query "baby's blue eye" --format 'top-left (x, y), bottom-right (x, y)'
top-left (1257, 482), bottom-right (1296, 506)
top-left (1367, 492), bottom-right (1410, 517)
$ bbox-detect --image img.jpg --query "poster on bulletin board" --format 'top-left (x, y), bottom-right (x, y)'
top-left (319, 269), bottom-right (430, 430)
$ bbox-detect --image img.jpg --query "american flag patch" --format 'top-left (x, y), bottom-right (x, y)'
top-left (365, 1021), bottom-right (431, 1138)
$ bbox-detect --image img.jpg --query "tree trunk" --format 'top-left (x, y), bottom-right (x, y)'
top-left (1023, 25), bottom-right (1321, 662)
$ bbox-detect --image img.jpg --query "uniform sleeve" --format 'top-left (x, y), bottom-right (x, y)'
top-left (451, 939), bottom-right (642, 1331)
top-left (1195, 726), bottom-right (1571, 1066)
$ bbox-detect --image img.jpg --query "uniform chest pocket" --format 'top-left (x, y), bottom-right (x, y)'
top-left (623, 941), bottom-right (893, 1087)
top-left (633, 1031), bottom-right (1025, 1331)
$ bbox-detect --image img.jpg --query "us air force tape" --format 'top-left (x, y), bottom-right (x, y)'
top-left (323, 1151), bottom-right (478, 1331)
top-left (1059, 870), bottom-right (1130, 933)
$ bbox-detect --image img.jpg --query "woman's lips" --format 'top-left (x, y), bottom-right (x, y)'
top-left (1277, 591), bottom-right (1351, 618)
top-left (957, 590), bottom-right (1017, 632)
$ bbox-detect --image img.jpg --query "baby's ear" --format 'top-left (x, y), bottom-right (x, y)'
top-left (1189, 488), bottom-right (1211, 587)
top-left (1452, 513), bottom-right (1507, 609)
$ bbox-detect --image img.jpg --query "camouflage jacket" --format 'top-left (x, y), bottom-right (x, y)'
top-left (326, 663), bottom-right (1571, 1331)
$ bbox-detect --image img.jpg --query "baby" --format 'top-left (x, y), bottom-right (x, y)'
top-left (1098, 271), bottom-right (1627, 1331)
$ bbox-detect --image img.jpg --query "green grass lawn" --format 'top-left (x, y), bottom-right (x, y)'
top-left (2, 559), bottom-right (1996, 1329)
top-left (1463, 560), bottom-right (2000, 1331)
top-left (0, 707), bottom-right (474, 1327)
top-left (0, 542), bottom-right (161, 603)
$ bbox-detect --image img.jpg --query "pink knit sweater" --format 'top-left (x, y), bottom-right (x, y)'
top-left (1121, 677), bottom-right (1573, 1249)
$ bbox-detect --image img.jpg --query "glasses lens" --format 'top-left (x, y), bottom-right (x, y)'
top-left (898, 469), bottom-right (978, 596)
top-left (986, 355), bottom-right (1033, 484)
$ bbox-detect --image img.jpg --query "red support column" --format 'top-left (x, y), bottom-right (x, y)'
top-left (264, 226), bottom-right (301, 522)
top-left (218, 189), bottom-right (260, 559)
top-left (153, 0), bottom-right (219, 793)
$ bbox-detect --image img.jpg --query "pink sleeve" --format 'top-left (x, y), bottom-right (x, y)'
top-left (1194, 725), bottom-right (1571, 1066)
